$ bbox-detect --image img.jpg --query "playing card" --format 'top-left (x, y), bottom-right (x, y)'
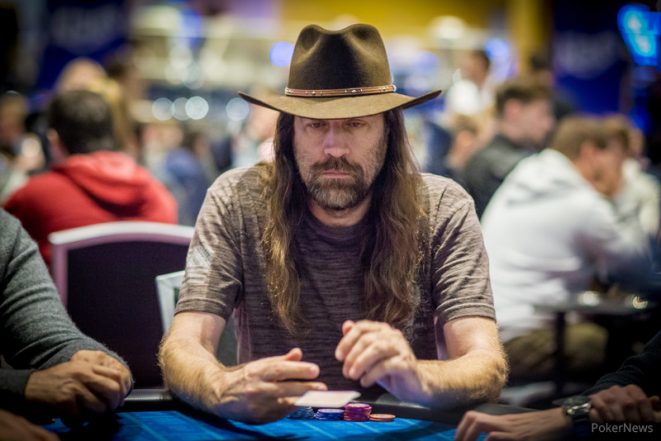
top-left (294, 390), bottom-right (361, 408)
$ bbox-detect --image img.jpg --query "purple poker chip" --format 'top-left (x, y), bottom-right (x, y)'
top-left (343, 416), bottom-right (370, 422)
top-left (342, 402), bottom-right (372, 422)
top-left (344, 402), bottom-right (371, 409)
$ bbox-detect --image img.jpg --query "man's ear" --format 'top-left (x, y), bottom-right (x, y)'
top-left (47, 129), bottom-right (67, 163)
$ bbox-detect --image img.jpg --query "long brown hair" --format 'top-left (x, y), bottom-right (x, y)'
top-left (259, 109), bottom-right (424, 335)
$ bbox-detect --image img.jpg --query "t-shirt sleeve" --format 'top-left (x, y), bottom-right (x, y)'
top-left (430, 188), bottom-right (495, 323)
top-left (175, 177), bottom-right (243, 320)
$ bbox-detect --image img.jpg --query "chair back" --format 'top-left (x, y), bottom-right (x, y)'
top-left (49, 222), bottom-right (194, 387)
top-left (155, 270), bottom-right (237, 366)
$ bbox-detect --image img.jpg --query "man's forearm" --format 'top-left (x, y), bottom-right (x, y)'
top-left (416, 349), bottom-right (507, 408)
top-left (159, 336), bottom-right (237, 412)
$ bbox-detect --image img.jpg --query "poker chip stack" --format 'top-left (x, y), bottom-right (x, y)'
top-left (368, 413), bottom-right (396, 422)
top-left (288, 406), bottom-right (316, 419)
top-left (314, 408), bottom-right (345, 421)
top-left (343, 402), bottom-right (372, 422)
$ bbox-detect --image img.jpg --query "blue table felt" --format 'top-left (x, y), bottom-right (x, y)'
top-left (46, 410), bottom-right (485, 440)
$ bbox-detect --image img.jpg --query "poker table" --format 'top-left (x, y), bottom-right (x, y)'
top-left (45, 389), bottom-right (531, 440)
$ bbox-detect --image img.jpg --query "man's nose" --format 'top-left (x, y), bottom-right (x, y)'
top-left (322, 124), bottom-right (349, 158)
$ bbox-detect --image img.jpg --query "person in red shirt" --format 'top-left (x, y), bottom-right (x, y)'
top-left (5, 89), bottom-right (177, 264)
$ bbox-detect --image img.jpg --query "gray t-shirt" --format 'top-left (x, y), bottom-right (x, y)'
top-left (176, 167), bottom-right (494, 391)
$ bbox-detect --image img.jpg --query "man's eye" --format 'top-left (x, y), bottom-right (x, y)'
top-left (348, 120), bottom-right (365, 128)
top-left (308, 122), bottom-right (325, 129)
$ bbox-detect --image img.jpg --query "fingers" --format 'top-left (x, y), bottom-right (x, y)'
top-left (456, 411), bottom-right (499, 441)
top-left (651, 397), bottom-right (661, 423)
top-left (85, 365), bottom-right (127, 410)
top-left (55, 381), bottom-right (107, 425)
top-left (485, 433), bottom-right (515, 441)
top-left (259, 360), bottom-right (321, 382)
top-left (592, 387), bottom-right (625, 422)
top-left (341, 320), bottom-right (355, 335)
top-left (359, 358), bottom-right (397, 388)
top-left (336, 321), bottom-right (413, 390)
top-left (25, 359), bottom-right (127, 421)
top-left (651, 396), bottom-right (661, 409)
top-left (344, 338), bottom-right (398, 380)
top-left (267, 381), bottom-right (328, 398)
top-left (624, 385), bottom-right (653, 423)
top-left (335, 320), bottom-right (385, 361)
top-left (72, 350), bottom-right (133, 394)
top-left (65, 363), bottom-right (126, 414)
top-left (0, 410), bottom-right (59, 441)
top-left (281, 347), bottom-right (303, 361)
top-left (590, 385), bottom-right (660, 424)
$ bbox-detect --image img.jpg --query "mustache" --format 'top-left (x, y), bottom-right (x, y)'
top-left (311, 157), bottom-right (362, 176)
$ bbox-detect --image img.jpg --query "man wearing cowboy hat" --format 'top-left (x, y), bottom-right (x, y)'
top-left (160, 23), bottom-right (507, 423)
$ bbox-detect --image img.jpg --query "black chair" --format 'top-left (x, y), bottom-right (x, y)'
top-left (49, 222), bottom-right (194, 388)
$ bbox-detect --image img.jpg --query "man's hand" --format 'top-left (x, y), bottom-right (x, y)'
top-left (209, 348), bottom-right (327, 423)
top-left (0, 409), bottom-right (58, 441)
top-left (24, 350), bottom-right (132, 425)
top-left (590, 385), bottom-right (661, 423)
top-left (335, 320), bottom-right (424, 402)
top-left (71, 350), bottom-right (133, 395)
top-left (455, 408), bottom-right (572, 441)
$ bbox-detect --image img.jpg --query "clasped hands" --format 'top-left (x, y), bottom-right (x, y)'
top-left (209, 320), bottom-right (422, 423)
top-left (24, 350), bottom-right (132, 426)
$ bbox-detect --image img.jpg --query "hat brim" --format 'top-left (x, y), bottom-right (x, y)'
top-left (238, 89), bottom-right (442, 119)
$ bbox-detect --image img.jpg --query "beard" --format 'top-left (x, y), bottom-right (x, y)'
top-left (305, 156), bottom-right (371, 210)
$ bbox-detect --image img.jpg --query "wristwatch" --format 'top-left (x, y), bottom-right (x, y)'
top-left (562, 395), bottom-right (592, 440)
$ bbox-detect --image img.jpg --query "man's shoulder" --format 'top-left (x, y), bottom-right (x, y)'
top-left (207, 165), bottom-right (268, 204)
top-left (420, 173), bottom-right (473, 213)
top-left (0, 208), bottom-right (20, 235)
top-left (0, 209), bottom-right (30, 266)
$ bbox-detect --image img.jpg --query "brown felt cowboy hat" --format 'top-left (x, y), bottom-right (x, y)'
top-left (239, 23), bottom-right (442, 119)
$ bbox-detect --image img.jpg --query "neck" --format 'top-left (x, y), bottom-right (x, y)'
top-left (308, 195), bottom-right (372, 227)
top-left (498, 121), bottom-right (528, 146)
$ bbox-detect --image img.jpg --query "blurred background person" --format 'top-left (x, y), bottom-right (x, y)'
top-left (481, 116), bottom-right (651, 381)
top-left (4, 89), bottom-right (176, 265)
top-left (226, 101), bottom-right (278, 168)
top-left (528, 50), bottom-right (576, 122)
top-left (54, 58), bottom-right (107, 93)
top-left (0, 142), bottom-right (26, 203)
top-left (0, 92), bottom-right (44, 199)
top-left (611, 116), bottom-right (661, 238)
top-left (159, 126), bottom-right (213, 226)
top-left (443, 49), bottom-right (495, 118)
top-left (462, 76), bottom-right (555, 218)
top-left (425, 113), bottom-right (483, 184)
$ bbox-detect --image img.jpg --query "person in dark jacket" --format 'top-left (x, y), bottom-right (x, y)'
top-left (461, 76), bottom-right (555, 218)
